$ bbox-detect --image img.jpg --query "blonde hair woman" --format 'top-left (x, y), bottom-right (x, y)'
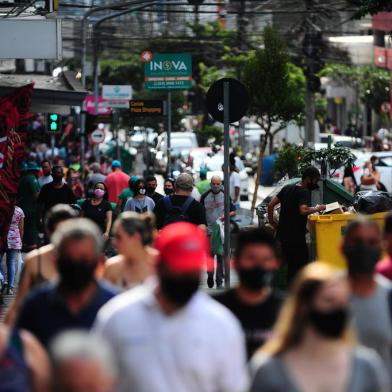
top-left (250, 262), bottom-right (389, 392)
top-left (103, 212), bottom-right (157, 290)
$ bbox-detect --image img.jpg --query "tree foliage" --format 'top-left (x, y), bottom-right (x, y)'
top-left (320, 64), bottom-right (390, 114)
top-left (243, 27), bottom-right (305, 136)
top-left (242, 26), bottom-right (305, 210)
top-left (348, 0), bottom-right (392, 18)
top-left (274, 143), bottom-right (356, 181)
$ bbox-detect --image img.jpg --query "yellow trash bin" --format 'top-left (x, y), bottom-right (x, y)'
top-left (308, 212), bottom-right (387, 269)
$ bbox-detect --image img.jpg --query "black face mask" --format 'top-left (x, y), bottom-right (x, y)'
top-left (160, 275), bottom-right (200, 306)
top-left (164, 187), bottom-right (174, 195)
top-left (308, 307), bottom-right (348, 339)
top-left (238, 266), bottom-right (273, 291)
top-left (343, 244), bottom-right (381, 275)
top-left (58, 256), bottom-right (97, 292)
top-left (146, 186), bottom-right (156, 194)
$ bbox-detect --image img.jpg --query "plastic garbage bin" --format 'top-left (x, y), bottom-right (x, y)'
top-left (308, 212), bottom-right (386, 268)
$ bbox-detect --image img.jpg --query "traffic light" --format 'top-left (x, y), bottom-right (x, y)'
top-left (48, 113), bottom-right (61, 133)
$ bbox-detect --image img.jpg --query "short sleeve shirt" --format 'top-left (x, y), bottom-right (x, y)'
top-left (230, 172), bottom-right (241, 200)
top-left (7, 206), bottom-right (25, 249)
top-left (276, 184), bottom-right (311, 242)
top-left (118, 188), bottom-right (133, 208)
top-left (82, 199), bottom-right (112, 233)
top-left (124, 197), bottom-right (155, 214)
top-left (105, 171), bottom-right (130, 204)
top-left (200, 190), bottom-right (235, 234)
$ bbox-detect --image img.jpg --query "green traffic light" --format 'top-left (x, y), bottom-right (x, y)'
top-left (50, 114), bottom-right (58, 121)
top-left (50, 122), bottom-right (58, 131)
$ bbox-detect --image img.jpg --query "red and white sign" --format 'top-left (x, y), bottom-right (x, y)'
top-left (90, 128), bottom-right (105, 144)
top-left (141, 51), bottom-right (152, 63)
top-left (84, 96), bottom-right (112, 115)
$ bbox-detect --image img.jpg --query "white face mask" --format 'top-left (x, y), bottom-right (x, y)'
top-left (138, 188), bottom-right (146, 195)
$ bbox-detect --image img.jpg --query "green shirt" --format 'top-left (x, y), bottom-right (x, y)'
top-left (118, 188), bottom-right (134, 210)
top-left (18, 173), bottom-right (40, 213)
top-left (196, 179), bottom-right (210, 195)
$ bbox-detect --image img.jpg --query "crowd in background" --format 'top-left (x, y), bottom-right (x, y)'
top-left (2, 147), bottom-right (392, 391)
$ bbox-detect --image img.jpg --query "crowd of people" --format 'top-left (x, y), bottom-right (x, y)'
top-left (2, 156), bottom-right (392, 391)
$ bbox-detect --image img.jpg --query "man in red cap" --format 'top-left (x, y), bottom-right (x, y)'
top-left (94, 222), bottom-right (248, 392)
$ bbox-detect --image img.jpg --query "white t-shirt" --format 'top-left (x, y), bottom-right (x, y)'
top-left (230, 171), bottom-right (241, 201)
top-left (38, 175), bottom-right (53, 188)
top-left (94, 281), bottom-right (249, 392)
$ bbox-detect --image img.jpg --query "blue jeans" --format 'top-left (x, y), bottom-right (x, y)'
top-left (0, 249), bottom-right (19, 288)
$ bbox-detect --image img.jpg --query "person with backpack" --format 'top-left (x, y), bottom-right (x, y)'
top-left (154, 173), bottom-right (206, 230)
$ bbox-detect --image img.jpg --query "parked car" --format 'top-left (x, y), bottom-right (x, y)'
top-left (319, 133), bottom-right (364, 149)
top-left (154, 132), bottom-right (199, 174)
top-left (204, 153), bottom-right (250, 201)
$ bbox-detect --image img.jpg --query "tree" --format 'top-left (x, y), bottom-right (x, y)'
top-left (242, 26), bottom-right (305, 211)
top-left (348, 0), bottom-right (392, 18)
top-left (320, 64), bottom-right (390, 117)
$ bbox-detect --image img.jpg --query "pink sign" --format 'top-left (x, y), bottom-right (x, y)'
top-left (84, 95), bottom-right (112, 115)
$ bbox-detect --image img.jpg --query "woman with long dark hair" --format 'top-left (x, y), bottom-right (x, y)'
top-left (250, 262), bottom-right (389, 392)
top-left (81, 182), bottom-right (112, 241)
top-left (123, 178), bottom-right (155, 213)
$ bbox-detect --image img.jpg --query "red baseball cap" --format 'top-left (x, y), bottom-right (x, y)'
top-left (154, 222), bottom-right (213, 273)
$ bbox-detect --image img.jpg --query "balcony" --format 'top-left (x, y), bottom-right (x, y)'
top-left (372, 12), bottom-right (392, 32)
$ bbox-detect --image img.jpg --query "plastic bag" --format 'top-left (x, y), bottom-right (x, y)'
top-left (353, 191), bottom-right (392, 214)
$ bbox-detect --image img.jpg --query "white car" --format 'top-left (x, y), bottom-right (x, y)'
top-left (154, 132), bottom-right (199, 173)
top-left (204, 153), bottom-right (250, 201)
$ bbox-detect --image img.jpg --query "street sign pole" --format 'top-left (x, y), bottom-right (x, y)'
top-left (51, 134), bottom-right (56, 163)
top-left (223, 81), bottom-right (231, 289)
top-left (167, 90), bottom-right (172, 177)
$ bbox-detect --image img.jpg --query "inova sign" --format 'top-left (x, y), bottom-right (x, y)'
top-left (144, 53), bottom-right (192, 90)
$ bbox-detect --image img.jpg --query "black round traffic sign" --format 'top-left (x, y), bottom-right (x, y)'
top-left (206, 78), bottom-right (249, 124)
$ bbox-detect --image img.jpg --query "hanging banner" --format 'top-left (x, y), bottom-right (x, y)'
top-left (0, 83), bottom-right (34, 251)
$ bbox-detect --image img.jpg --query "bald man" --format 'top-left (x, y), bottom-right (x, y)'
top-left (200, 176), bottom-right (236, 288)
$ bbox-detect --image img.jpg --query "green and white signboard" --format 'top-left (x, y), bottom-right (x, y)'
top-left (143, 52), bottom-right (192, 90)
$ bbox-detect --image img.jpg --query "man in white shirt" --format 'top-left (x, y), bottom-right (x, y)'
top-left (230, 164), bottom-right (241, 208)
top-left (38, 160), bottom-right (53, 188)
top-left (94, 222), bottom-right (248, 392)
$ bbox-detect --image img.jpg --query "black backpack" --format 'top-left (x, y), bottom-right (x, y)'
top-left (163, 196), bottom-right (194, 227)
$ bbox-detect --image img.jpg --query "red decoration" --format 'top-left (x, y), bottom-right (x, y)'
top-left (0, 84), bottom-right (34, 251)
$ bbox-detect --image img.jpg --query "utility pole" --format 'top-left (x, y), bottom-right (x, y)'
top-left (302, 0), bottom-right (323, 146)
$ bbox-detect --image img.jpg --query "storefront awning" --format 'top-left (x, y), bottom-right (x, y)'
top-left (0, 71), bottom-right (88, 114)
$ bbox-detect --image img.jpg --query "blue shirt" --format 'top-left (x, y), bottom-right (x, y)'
top-left (16, 281), bottom-right (118, 348)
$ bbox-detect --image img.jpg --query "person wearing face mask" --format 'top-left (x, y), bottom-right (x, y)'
top-left (214, 228), bottom-right (283, 359)
top-left (124, 179), bottom-right (155, 214)
top-left (268, 166), bottom-right (326, 284)
top-left (15, 219), bottom-right (118, 348)
top-left (342, 217), bottom-right (392, 381)
top-left (163, 177), bottom-right (175, 196)
top-left (250, 262), bottom-right (389, 392)
top-left (81, 182), bottom-right (113, 241)
top-left (38, 165), bottom-right (76, 222)
top-left (94, 222), bottom-right (248, 392)
top-left (200, 175), bottom-right (236, 288)
top-left (145, 175), bottom-right (164, 204)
